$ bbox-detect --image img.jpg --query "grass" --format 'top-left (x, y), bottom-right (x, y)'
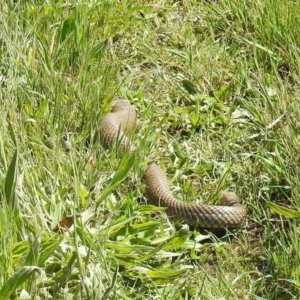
top-left (0, 0), bottom-right (300, 299)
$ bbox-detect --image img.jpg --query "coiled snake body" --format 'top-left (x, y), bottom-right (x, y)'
top-left (100, 99), bottom-right (246, 229)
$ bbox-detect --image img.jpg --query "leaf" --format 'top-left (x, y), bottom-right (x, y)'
top-left (100, 216), bottom-right (135, 237)
top-left (79, 184), bottom-right (89, 206)
top-left (102, 267), bottom-right (118, 300)
top-left (5, 149), bottom-right (18, 211)
top-left (106, 241), bottom-right (152, 253)
top-left (52, 252), bottom-right (77, 284)
top-left (96, 153), bottom-right (135, 205)
top-left (163, 226), bottom-right (190, 251)
top-left (260, 157), bottom-right (283, 174)
top-left (75, 226), bottom-right (94, 250)
top-left (129, 267), bottom-right (186, 279)
top-left (130, 221), bottom-right (161, 230)
top-left (241, 38), bottom-right (276, 57)
top-left (267, 202), bottom-right (300, 219)
top-left (38, 236), bottom-right (63, 266)
top-left (7, 121), bottom-right (17, 147)
top-left (60, 16), bottom-right (76, 44)
top-left (0, 266), bottom-right (41, 300)
top-left (88, 40), bottom-right (108, 65)
top-left (181, 79), bottom-right (200, 95)
top-left (172, 141), bottom-right (185, 160)
top-left (34, 99), bottom-right (48, 118)
top-left (25, 234), bottom-right (41, 266)
top-left (215, 85), bottom-right (230, 100)
top-left (135, 205), bottom-right (167, 214)
top-left (9, 242), bottom-right (30, 267)
top-left (136, 243), bottom-right (166, 262)
top-left (36, 35), bottom-right (52, 73)
top-left (146, 269), bottom-right (186, 278)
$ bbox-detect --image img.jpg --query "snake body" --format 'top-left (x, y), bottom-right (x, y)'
top-left (99, 99), bottom-right (137, 152)
top-left (100, 99), bottom-right (246, 229)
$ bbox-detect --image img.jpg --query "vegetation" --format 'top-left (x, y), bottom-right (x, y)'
top-left (0, 0), bottom-right (299, 299)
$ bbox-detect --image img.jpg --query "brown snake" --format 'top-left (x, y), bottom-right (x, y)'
top-left (100, 99), bottom-right (246, 229)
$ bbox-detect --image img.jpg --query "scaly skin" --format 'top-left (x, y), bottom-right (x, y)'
top-left (99, 99), bottom-right (246, 229)
top-left (99, 99), bottom-right (137, 152)
top-left (144, 163), bottom-right (246, 228)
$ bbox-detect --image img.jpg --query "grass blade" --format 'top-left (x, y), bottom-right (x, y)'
top-left (96, 153), bottom-right (135, 205)
top-left (88, 39), bottom-right (108, 66)
top-left (59, 16), bottom-right (76, 44)
top-left (4, 149), bottom-right (18, 211)
top-left (267, 202), bottom-right (300, 219)
top-left (0, 266), bottom-right (41, 300)
top-left (163, 226), bottom-right (190, 251)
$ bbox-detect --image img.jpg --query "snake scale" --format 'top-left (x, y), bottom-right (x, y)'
top-left (99, 99), bottom-right (246, 229)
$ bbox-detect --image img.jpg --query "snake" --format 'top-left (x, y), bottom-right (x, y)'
top-left (99, 99), bottom-right (246, 229)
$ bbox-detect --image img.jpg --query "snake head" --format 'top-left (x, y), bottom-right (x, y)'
top-left (220, 191), bottom-right (242, 207)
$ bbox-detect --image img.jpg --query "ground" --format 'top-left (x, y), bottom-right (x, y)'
top-left (0, 1), bottom-right (299, 299)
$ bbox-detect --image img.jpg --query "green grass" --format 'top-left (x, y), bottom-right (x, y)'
top-left (0, 0), bottom-right (300, 299)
